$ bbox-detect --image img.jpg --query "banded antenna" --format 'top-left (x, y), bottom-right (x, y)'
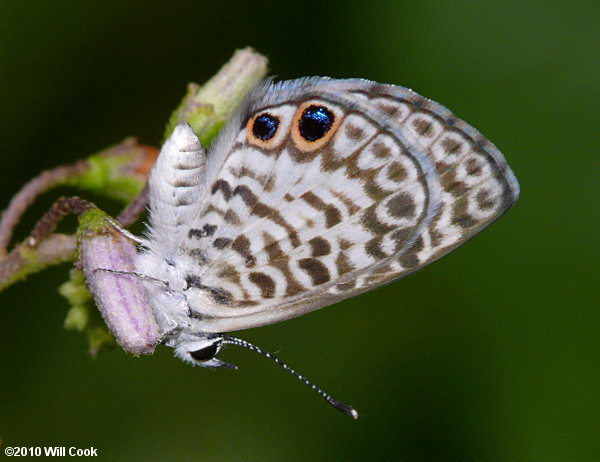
top-left (222, 335), bottom-right (358, 419)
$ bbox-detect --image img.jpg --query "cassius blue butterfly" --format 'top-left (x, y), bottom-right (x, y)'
top-left (116, 77), bottom-right (519, 418)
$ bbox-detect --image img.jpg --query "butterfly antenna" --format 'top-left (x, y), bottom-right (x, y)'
top-left (222, 335), bottom-right (358, 419)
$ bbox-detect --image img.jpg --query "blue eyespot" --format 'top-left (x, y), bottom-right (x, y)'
top-left (299, 105), bottom-right (334, 142)
top-left (252, 113), bottom-right (279, 140)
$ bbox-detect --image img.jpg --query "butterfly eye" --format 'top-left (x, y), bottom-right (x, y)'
top-left (189, 342), bottom-right (219, 361)
top-left (299, 105), bottom-right (334, 141)
top-left (252, 113), bottom-right (279, 141)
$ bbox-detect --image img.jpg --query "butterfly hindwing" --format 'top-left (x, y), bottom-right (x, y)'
top-left (145, 78), bottom-right (519, 333)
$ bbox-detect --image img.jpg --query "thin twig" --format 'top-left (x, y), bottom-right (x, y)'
top-left (0, 233), bottom-right (77, 292)
top-left (30, 197), bottom-right (94, 243)
top-left (116, 182), bottom-right (149, 227)
top-left (0, 161), bottom-right (88, 254)
top-left (0, 140), bottom-right (158, 255)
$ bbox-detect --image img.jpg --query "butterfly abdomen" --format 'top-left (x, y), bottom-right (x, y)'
top-left (146, 123), bottom-right (207, 251)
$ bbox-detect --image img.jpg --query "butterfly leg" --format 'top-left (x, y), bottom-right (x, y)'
top-left (92, 267), bottom-right (170, 288)
top-left (103, 217), bottom-right (145, 246)
top-left (158, 324), bottom-right (183, 346)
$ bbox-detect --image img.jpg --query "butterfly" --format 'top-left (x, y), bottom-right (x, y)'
top-left (133, 77), bottom-right (519, 417)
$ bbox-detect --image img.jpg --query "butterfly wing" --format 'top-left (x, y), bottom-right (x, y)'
top-left (163, 78), bottom-right (519, 333)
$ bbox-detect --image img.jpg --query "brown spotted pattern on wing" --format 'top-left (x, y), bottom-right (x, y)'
top-left (323, 82), bottom-right (518, 295)
top-left (173, 78), bottom-right (518, 327)
top-left (177, 94), bottom-right (431, 305)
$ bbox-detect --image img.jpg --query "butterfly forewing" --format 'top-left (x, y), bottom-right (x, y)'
top-left (168, 78), bottom-right (518, 332)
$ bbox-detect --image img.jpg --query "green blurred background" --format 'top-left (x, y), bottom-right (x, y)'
top-left (1, 1), bottom-right (598, 460)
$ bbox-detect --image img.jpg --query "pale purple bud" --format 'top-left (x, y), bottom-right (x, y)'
top-left (80, 226), bottom-right (160, 355)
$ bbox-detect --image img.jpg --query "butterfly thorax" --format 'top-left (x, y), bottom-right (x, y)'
top-left (135, 246), bottom-right (207, 335)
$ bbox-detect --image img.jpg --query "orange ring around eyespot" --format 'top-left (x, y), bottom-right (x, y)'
top-left (246, 112), bottom-right (283, 150)
top-left (291, 101), bottom-right (344, 153)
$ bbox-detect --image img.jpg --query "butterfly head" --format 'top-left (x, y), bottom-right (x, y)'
top-left (173, 333), bottom-right (237, 369)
